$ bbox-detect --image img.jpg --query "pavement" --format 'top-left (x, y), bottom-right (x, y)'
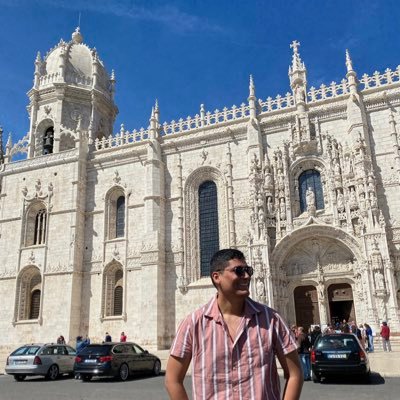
top-left (154, 347), bottom-right (400, 378)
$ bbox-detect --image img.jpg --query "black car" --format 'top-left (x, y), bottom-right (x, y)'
top-left (311, 333), bottom-right (370, 383)
top-left (74, 342), bottom-right (161, 381)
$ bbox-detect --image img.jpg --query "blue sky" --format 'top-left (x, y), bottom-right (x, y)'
top-left (0, 0), bottom-right (399, 145)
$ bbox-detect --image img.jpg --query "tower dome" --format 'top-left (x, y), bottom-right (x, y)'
top-left (40, 27), bottom-right (111, 93)
top-left (27, 27), bottom-right (118, 158)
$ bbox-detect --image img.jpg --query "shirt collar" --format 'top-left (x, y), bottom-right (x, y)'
top-left (204, 294), bottom-right (261, 322)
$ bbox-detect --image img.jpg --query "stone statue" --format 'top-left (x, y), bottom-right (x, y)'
top-left (349, 188), bottom-right (357, 209)
top-left (375, 270), bottom-right (385, 290)
top-left (256, 279), bottom-right (266, 298)
top-left (306, 187), bottom-right (315, 209)
top-left (337, 192), bottom-right (345, 212)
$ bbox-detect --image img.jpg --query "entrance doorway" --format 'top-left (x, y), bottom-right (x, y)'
top-left (328, 283), bottom-right (355, 326)
top-left (294, 285), bottom-right (320, 330)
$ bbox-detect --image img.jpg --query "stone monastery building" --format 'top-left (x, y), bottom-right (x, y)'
top-left (1, 28), bottom-right (400, 355)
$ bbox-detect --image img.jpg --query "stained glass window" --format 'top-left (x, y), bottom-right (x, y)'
top-left (199, 181), bottom-right (219, 277)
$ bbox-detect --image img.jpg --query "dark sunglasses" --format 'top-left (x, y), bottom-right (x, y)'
top-left (228, 266), bottom-right (254, 277)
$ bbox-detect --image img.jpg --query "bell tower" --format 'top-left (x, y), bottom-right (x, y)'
top-left (26, 28), bottom-right (118, 158)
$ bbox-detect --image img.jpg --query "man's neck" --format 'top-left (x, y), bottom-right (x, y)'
top-left (217, 294), bottom-right (246, 317)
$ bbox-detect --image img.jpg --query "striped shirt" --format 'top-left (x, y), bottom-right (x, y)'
top-left (170, 296), bottom-right (298, 400)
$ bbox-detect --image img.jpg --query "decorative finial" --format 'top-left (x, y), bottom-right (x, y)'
top-left (249, 74), bottom-right (255, 97)
top-left (72, 27), bottom-right (83, 44)
top-left (289, 40), bottom-right (304, 72)
top-left (110, 69), bottom-right (116, 82)
top-left (345, 49), bottom-right (354, 72)
top-left (0, 126), bottom-right (4, 164)
top-left (36, 51), bottom-right (41, 62)
top-left (155, 98), bottom-right (159, 111)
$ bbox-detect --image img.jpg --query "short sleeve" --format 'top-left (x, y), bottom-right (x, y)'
top-left (170, 314), bottom-right (193, 360)
top-left (273, 312), bottom-right (299, 356)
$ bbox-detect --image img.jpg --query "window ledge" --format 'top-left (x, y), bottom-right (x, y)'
top-left (105, 238), bottom-right (126, 244)
top-left (188, 277), bottom-right (214, 289)
top-left (13, 318), bottom-right (40, 326)
top-left (101, 314), bottom-right (126, 322)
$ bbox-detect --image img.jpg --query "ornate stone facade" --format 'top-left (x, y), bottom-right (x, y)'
top-left (1, 30), bottom-right (400, 364)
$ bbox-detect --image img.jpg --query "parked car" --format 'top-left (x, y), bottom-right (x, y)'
top-left (311, 333), bottom-right (370, 383)
top-left (74, 342), bottom-right (161, 381)
top-left (5, 343), bottom-right (76, 381)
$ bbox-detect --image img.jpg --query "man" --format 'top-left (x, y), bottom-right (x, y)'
top-left (165, 248), bottom-right (303, 400)
top-left (105, 332), bottom-right (112, 342)
top-left (296, 327), bottom-right (311, 381)
top-left (380, 321), bottom-right (392, 352)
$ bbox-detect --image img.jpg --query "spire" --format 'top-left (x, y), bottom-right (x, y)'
top-left (345, 49), bottom-right (358, 93)
top-left (248, 75), bottom-right (257, 119)
top-left (0, 126), bottom-right (4, 164)
top-left (6, 132), bottom-right (12, 156)
top-left (249, 74), bottom-right (255, 98)
top-left (345, 49), bottom-right (354, 73)
top-left (288, 40), bottom-right (307, 107)
top-left (149, 99), bottom-right (160, 135)
top-left (289, 40), bottom-right (305, 74)
top-left (110, 69), bottom-right (116, 99)
top-left (154, 99), bottom-right (160, 125)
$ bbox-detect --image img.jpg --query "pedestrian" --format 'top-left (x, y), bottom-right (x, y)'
top-left (165, 248), bottom-right (303, 400)
top-left (364, 323), bottom-right (374, 352)
top-left (105, 332), bottom-right (112, 342)
top-left (120, 331), bottom-right (127, 342)
top-left (56, 335), bottom-right (65, 344)
top-left (291, 324), bottom-right (298, 339)
top-left (380, 321), bottom-right (392, 352)
top-left (310, 325), bottom-right (321, 347)
top-left (297, 326), bottom-right (311, 381)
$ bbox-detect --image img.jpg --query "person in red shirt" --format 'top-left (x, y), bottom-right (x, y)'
top-left (120, 331), bottom-right (127, 342)
top-left (380, 322), bottom-right (392, 352)
top-left (165, 248), bottom-right (303, 400)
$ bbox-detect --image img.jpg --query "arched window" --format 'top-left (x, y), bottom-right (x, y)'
top-left (102, 263), bottom-right (124, 317)
top-left (105, 189), bottom-right (126, 240)
top-left (299, 170), bottom-right (324, 212)
top-left (199, 181), bottom-right (219, 277)
top-left (25, 204), bottom-right (47, 247)
top-left (15, 267), bottom-right (42, 321)
top-left (34, 209), bottom-right (47, 245)
top-left (43, 127), bottom-right (54, 155)
top-left (115, 196), bottom-right (125, 238)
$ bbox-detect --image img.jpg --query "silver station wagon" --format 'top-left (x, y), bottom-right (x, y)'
top-left (5, 343), bottom-right (76, 381)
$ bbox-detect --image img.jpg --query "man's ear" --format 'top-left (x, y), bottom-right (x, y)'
top-left (211, 271), bottom-right (220, 286)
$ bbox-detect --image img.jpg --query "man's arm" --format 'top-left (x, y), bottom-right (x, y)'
top-left (165, 354), bottom-right (191, 400)
top-left (277, 349), bottom-right (303, 400)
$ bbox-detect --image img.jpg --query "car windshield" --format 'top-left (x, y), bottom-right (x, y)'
top-left (316, 336), bottom-right (358, 351)
top-left (11, 346), bottom-right (41, 356)
top-left (79, 345), bottom-right (110, 356)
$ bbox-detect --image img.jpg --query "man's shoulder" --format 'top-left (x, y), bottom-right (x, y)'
top-left (181, 297), bottom-right (217, 323)
top-left (246, 297), bottom-right (282, 317)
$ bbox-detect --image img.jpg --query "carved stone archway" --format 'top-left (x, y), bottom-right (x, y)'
top-left (271, 222), bottom-right (364, 324)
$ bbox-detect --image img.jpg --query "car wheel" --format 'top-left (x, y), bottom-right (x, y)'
top-left (119, 363), bottom-right (129, 381)
top-left (81, 374), bottom-right (92, 382)
top-left (46, 364), bottom-right (59, 380)
top-left (153, 359), bottom-right (161, 376)
top-left (13, 374), bottom-right (26, 381)
top-left (311, 371), bottom-right (320, 383)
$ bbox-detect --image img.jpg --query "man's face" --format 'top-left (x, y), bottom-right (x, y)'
top-left (212, 258), bottom-right (252, 298)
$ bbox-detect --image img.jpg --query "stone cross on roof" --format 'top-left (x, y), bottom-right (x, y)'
top-left (290, 40), bottom-right (300, 54)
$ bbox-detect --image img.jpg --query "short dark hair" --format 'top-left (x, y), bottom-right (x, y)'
top-left (209, 248), bottom-right (245, 277)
